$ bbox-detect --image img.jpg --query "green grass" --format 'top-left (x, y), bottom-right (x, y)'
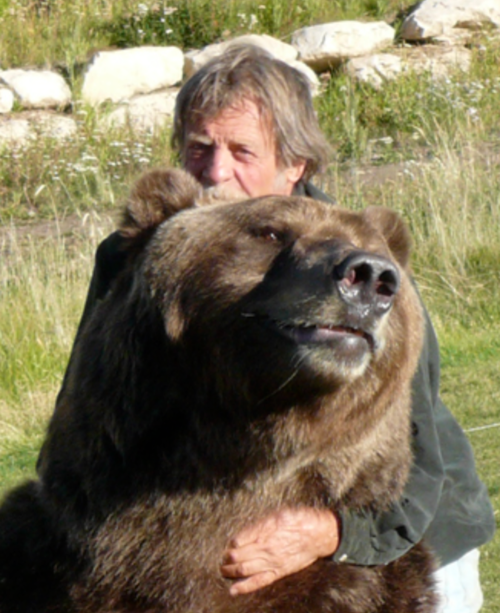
top-left (0, 216), bottom-right (113, 487)
top-left (0, 0), bottom-right (499, 609)
top-left (0, 121), bottom-right (175, 223)
top-left (438, 328), bottom-right (500, 613)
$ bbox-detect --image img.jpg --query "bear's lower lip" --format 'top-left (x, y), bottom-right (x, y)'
top-left (260, 319), bottom-right (374, 351)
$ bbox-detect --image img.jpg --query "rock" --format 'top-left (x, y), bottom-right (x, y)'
top-left (34, 112), bottom-right (78, 140)
top-left (345, 54), bottom-right (402, 89)
top-left (0, 69), bottom-right (72, 110)
top-left (184, 34), bottom-right (298, 77)
top-left (0, 87), bottom-right (14, 113)
top-left (0, 117), bottom-right (30, 145)
top-left (0, 111), bottom-right (77, 146)
top-left (82, 46), bottom-right (184, 106)
top-left (291, 21), bottom-right (395, 71)
top-left (289, 60), bottom-right (321, 96)
top-left (346, 46), bottom-right (471, 87)
top-left (399, 45), bottom-right (472, 78)
top-left (431, 27), bottom-right (476, 46)
top-left (184, 35), bottom-right (319, 95)
top-left (401, 0), bottom-right (500, 41)
top-left (103, 89), bottom-right (179, 132)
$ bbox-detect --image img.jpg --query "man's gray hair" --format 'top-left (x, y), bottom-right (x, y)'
top-left (172, 45), bottom-right (330, 182)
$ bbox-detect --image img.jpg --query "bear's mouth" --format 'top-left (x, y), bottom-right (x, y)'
top-left (245, 314), bottom-right (376, 352)
top-left (276, 322), bottom-right (375, 351)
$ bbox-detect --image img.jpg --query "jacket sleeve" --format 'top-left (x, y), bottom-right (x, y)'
top-left (37, 232), bottom-right (128, 476)
top-left (52, 232), bottom-right (127, 397)
top-left (333, 307), bottom-right (495, 567)
top-left (73, 231), bottom-right (128, 345)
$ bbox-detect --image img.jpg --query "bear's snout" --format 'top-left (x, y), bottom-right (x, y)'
top-left (334, 250), bottom-right (400, 317)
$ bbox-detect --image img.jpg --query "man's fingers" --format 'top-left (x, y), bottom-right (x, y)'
top-left (221, 508), bottom-right (341, 596)
top-left (229, 571), bottom-right (278, 596)
top-left (221, 559), bottom-right (265, 578)
top-left (221, 544), bottom-right (272, 576)
top-left (222, 543), bottom-right (264, 565)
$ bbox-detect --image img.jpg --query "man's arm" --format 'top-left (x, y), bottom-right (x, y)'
top-left (72, 232), bottom-right (128, 347)
top-left (37, 232), bottom-right (128, 475)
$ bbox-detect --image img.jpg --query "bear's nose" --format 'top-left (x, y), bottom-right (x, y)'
top-left (333, 251), bottom-right (400, 315)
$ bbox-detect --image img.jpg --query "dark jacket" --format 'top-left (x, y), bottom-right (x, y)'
top-left (46, 181), bottom-right (496, 568)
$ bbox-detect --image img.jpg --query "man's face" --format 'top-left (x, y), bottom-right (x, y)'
top-left (182, 99), bottom-right (305, 201)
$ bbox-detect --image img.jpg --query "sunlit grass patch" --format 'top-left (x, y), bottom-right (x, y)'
top-left (0, 119), bottom-right (174, 222)
top-left (0, 213), bottom-right (113, 405)
top-left (0, 214), bottom-right (114, 491)
top-left (0, 390), bottom-right (54, 489)
top-left (437, 327), bottom-right (500, 613)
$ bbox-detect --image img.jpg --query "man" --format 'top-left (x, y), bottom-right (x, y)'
top-left (45, 45), bottom-right (495, 612)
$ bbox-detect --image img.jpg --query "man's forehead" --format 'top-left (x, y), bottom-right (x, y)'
top-left (185, 101), bottom-right (274, 143)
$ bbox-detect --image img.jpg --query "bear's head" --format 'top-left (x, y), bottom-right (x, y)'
top-left (118, 169), bottom-right (423, 417)
top-left (40, 168), bottom-right (425, 522)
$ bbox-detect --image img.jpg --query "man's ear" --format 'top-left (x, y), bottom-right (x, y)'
top-left (284, 159), bottom-right (307, 187)
top-left (362, 206), bottom-right (412, 269)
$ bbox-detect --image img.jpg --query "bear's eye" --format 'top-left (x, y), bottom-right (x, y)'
top-left (252, 226), bottom-right (288, 243)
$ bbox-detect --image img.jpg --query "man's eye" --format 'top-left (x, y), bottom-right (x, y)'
top-left (235, 147), bottom-right (254, 160)
top-left (188, 143), bottom-right (209, 156)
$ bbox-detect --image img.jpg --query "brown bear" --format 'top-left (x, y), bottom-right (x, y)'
top-left (0, 169), bottom-right (437, 613)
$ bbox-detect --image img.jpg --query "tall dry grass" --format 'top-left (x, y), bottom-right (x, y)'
top-left (0, 212), bottom-right (114, 484)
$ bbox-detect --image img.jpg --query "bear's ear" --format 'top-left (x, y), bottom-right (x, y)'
top-left (362, 206), bottom-right (412, 269)
top-left (120, 168), bottom-right (203, 238)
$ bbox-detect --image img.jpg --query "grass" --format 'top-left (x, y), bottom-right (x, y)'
top-left (0, 214), bottom-right (114, 485)
top-left (439, 328), bottom-right (500, 609)
top-left (0, 120), bottom-right (175, 222)
top-left (0, 0), bottom-right (499, 609)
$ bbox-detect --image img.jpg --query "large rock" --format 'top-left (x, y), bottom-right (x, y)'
top-left (288, 60), bottom-right (320, 96)
top-left (0, 111), bottom-right (77, 146)
top-left (0, 117), bottom-right (30, 145)
top-left (184, 35), bottom-right (320, 95)
top-left (345, 54), bottom-right (402, 89)
top-left (184, 34), bottom-right (298, 77)
top-left (291, 21), bottom-right (395, 71)
top-left (0, 69), bottom-right (72, 110)
top-left (0, 87), bottom-right (14, 113)
top-left (401, 0), bottom-right (500, 41)
top-left (35, 112), bottom-right (78, 140)
top-left (346, 46), bottom-right (472, 88)
top-left (103, 89), bottom-right (179, 132)
top-left (400, 45), bottom-right (472, 78)
top-left (82, 46), bottom-right (184, 106)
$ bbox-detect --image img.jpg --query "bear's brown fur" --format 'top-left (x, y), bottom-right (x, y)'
top-left (0, 169), bottom-right (437, 613)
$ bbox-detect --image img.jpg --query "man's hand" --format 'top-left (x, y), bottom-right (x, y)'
top-left (220, 507), bottom-right (341, 596)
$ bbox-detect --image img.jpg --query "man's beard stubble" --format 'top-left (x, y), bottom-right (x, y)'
top-left (200, 184), bottom-right (250, 206)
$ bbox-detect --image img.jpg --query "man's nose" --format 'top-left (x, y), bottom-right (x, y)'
top-left (203, 146), bottom-right (233, 185)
